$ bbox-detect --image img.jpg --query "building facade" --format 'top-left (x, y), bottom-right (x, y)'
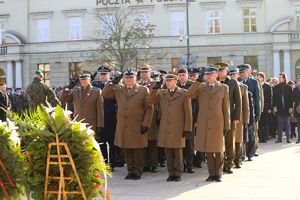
top-left (1, 0), bottom-right (300, 87)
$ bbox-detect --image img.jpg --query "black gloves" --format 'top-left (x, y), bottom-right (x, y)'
top-left (183, 131), bottom-right (192, 137)
top-left (140, 126), bottom-right (149, 135)
top-left (112, 74), bottom-right (123, 84)
top-left (152, 79), bottom-right (163, 90)
top-left (95, 127), bottom-right (103, 141)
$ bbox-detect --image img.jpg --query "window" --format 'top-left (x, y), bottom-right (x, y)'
top-left (69, 17), bottom-right (81, 40)
top-left (134, 13), bottom-right (150, 29)
top-left (296, 7), bottom-right (300, 30)
top-left (100, 15), bottom-right (114, 39)
top-left (170, 11), bottom-right (185, 36)
top-left (171, 58), bottom-right (179, 72)
top-left (69, 62), bottom-right (82, 81)
top-left (0, 23), bottom-right (4, 45)
top-left (37, 19), bottom-right (49, 42)
top-left (244, 56), bottom-right (258, 73)
top-left (243, 8), bottom-right (257, 33)
top-left (207, 10), bottom-right (221, 34)
top-left (38, 63), bottom-right (50, 85)
top-left (207, 57), bottom-right (222, 65)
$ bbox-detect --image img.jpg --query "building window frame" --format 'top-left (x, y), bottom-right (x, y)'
top-left (207, 10), bottom-right (221, 34)
top-left (207, 57), bottom-right (222, 65)
top-left (243, 8), bottom-right (257, 33)
top-left (69, 62), bottom-right (82, 81)
top-left (68, 17), bottom-right (82, 40)
top-left (244, 55), bottom-right (259, 73)
top-left (37, 63), bottom-right (50, 85)
top-left (170, 11), bottom-right (185, 36)
top-left (37, 19), bottom-right (50, 42)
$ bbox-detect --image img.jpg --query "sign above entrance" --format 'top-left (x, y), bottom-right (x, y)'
top-left (96, 0), bottom-right (184, 6)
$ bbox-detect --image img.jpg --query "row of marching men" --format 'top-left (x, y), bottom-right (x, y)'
top-left (60, 63), bottom-right (264, 183)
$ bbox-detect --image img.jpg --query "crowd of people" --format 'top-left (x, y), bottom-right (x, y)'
top-left (0, 63), bottom-right (300, 183)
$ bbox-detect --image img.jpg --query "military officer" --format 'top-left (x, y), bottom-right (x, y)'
top-left (147, 74), bottom-right (192, 182)
top-left (177, 68), bottom-right (195, 173)
top-left (92, 66), bottom-right (118, 170)
top-left (0, 83), bottom-right (9, 122)
top-left (102, 70), bottom-right (153, 180)
top-left (138, 65), bottom-right (159, 173)
top-left (216, 62), bottom-right (242, 174)
top-left (61, 74), bottom-right (104, 134)
top-left (238, 64), bottom-right (261, 161)
top-left (187, 66), bottom-right (230, 182)
top-left (26, 70), bottom-right (60, 110)
top-left (228, 67), bottom-right (250, 168)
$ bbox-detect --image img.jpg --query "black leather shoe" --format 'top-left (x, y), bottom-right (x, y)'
top-left (132, 174), bottom-right (141, 180)
top-left (235, 164), bottom-right (241, 169)
top-left (287, 140), bottom-right (291, 143)
top-left (143, 166), bottom-right (150, 172)
top-left (275, 140), bottom-right (282, 143)
top-left (159, 162), bottom-right (166, 167)
top-left (173, 176), bottom-right (181, 182)
top-left (214, 176), bottom-right (222, 182)
top-left (149, 166), bottom-right (158, 173)
top-left (166, 175), bottom-right (174, 182)
top-left (247, 157), bottom-right (252, 161)
top-left (223, 167), bottom-right (233, 174)
top-left (254, 154), bottom-right (259, 157)
top-left (124, 174), bottom-right (134, 180)
top-left (206, 176), bottom-right (214, 182)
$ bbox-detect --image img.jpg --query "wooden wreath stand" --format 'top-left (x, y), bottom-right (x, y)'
top-left (0, 158), bottom-right (14, 200)
top-left (44, 134), bottom-right (87, 200)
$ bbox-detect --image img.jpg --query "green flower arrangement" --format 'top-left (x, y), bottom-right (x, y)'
top-left (10, 105), bottom-right (111, 200)
top-left (0, 119), bottom-right (26, 200)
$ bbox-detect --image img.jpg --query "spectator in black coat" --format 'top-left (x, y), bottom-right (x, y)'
top-left (273, 73), bottom-right (293, 143)
top-left (293, 76), bottom-right (300, 144)
top-left (257, 72), bottom-right (273, 143)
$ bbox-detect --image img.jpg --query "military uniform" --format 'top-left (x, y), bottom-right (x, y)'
top-left (92, 66), bottom-right (118, 168)
top-left (138, 79), bottom-right (159, 172)
top-left (26, 78), bottom-right (60, 110)
top-left (147, 77), bottom-right (192, 181)
top-left (102, 74), bottom-right (153, 179)
top-left (219, 77), bottom-right (242, 172)
top-left (61, 82), bottom-right (104, 133)
top-left (0, 90), bottom-right (9, 121)
top-left (187, 67), bottom-right (230, 182)
top-left (235, 83), bottom-right (249, 167)
top-left (177, 72), bottom-right (195, 173)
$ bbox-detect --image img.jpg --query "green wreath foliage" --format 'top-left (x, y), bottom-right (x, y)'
top-left (11, 105), bottom-right (111, 200)
top-left (0, 120), bottom-right (26, 200)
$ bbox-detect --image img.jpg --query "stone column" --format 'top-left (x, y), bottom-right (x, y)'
top-left (284, 50), bottom-right (291, 80)
top-left (6, 61), bottom-right (13, 88)
top-left (15, 61), bottom-right (22, 88)
top-left (273, 50), bottom-right (280, 77)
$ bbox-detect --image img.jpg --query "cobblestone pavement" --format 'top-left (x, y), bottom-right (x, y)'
top-left (108, 138), bottom-right (300, 200)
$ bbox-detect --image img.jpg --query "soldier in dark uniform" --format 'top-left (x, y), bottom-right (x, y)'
top-left (0, 83), bottom-right (9, 122)
top-left (26, 70), bottom-right (60, 110)
top-left (11, 88), bottom-right (29, 115)
top-left (92, 66), bottom-right (118, 170)
top-left (216, 62), bottom-right (242, 174)
top-left (177, 68), bottom-right (195, 173)
top-left (238, 64), bottom-right (261, 161)
top-left (138, 65), bottom-right (159, 173)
